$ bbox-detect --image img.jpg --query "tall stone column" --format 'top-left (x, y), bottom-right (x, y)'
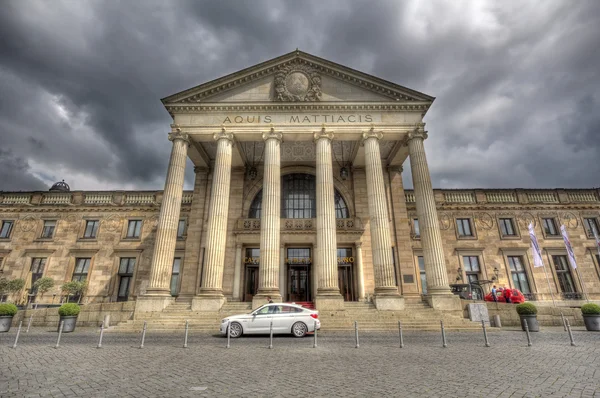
top-left (407, 124), bottom-right (459, 310)
top-left (253, 129), bottom-right (282, 308)
top-left (194, 129), bottom-right (234, 311)
top-left (279, 244), bottom-right (286, 299)
top-left (136, 128), bottom-right (189, 313)
top-left (363, 129), bottom-right (404, 310)
top-left (355, 242), bottom-right (365, 300)
top-left (232, 244), bottom-right (243, 301)
top-left (314, 128), bottom-right (344, 310)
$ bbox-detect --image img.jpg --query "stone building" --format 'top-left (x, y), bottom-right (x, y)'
top-left (1, 51), bottom-right (599, 314)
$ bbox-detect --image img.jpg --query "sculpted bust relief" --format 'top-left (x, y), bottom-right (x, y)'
top-left (274, 61), bottom-right (322, 102)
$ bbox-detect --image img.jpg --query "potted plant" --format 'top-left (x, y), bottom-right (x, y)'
top-left (32, 277), bottom-right (55, 304)
top-left (581, 303), bottom-right (600, 332)
top-left (516, 302), bottom-right (539, 332)
top-left (0, 303), bottom-right (18, 332)
top-left (61, 281), bottom-right (86, 303)
top-left (57, 303), bottom-right (80, 333)
top-left (0, 278), bottom-right (26, 302)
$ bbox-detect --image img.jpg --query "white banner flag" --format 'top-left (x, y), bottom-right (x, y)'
top-left (592, 223), bottom-right (600, 256)
top-left (560, 224), bottom-right (577, 269)
top-left (528, 223), bottom-right (544, 268)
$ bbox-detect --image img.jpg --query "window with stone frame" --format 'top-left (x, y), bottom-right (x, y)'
top-left (170, 258), bottom-right (181, 296)
top-left (83, 220), bottom-right (99, 239)
top-left (72, 258), bottom-right (91, 282)
top-left (583, 218), bottom-right (600, 239)
top-left (507, 256), bottom-right (531, 295)
top-left (126, 220), bottom-right (142, 238)
top-left (0, 255), bottom-right (5, 272)
top-left (177, 219), bottom-right (186, 239)
top-left (30, 258), bottom-right (47, 299)
top-left (552, 255), bottom-right (576, 294)
top-left (462, 256), bottom-right (483, 299)
top-left (499, 218), bottom-right (517, 237)
top-left (117, 258), bottom-right (136, 301)
top-left (417, 256), bottom-right (426, 294)
top-left (542, 217), bottom-right (559, 236)
top-left (41, 220), bottom-right (57, 239)
top-left (0, 220), bottom-right (14, 239)
top-left (456, 218), bottom-right (473, 237)
top-left (412, 218), bottom-right (420, 239)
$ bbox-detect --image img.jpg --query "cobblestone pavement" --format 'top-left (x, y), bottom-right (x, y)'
top-left (1, 326), bottom-right (599, 398)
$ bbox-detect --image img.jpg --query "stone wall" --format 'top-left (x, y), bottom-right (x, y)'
top-left (11, 301), bottom-right (136, 328)
top-left (482, 301), bottom-right (585, 327)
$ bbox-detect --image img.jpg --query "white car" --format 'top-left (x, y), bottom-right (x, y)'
top-left (220, 303), bottom-right (320, 338)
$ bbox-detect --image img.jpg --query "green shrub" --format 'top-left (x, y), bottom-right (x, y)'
top-left (58, 303), bottom-right (81, 317)
top-left (581, 303), bottom-right (600, 315)
top-left (0, 303), bottom-right (18, 316)
top-left (516, 302), bottom-right (537, 315)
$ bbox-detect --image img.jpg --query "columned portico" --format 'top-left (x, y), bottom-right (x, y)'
top-left (407, 124), bottom-right (460, 311)
top-left (194, 129), bottom-right (234, 311)
top-left (362, 129), bottom-right (404, 310)
top-left (314, 128), bottom-right (344, 310)
top-left (136, 128), bottom-right (189, 312)
top-left (253, 129), bottom-right (283, 308)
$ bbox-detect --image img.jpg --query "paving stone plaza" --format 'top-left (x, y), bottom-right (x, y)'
top-left (1, 328), bottom-right (599, 397)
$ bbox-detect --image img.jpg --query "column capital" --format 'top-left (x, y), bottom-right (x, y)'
top-left (387, 165), bottom-right (403, 175)
top-left (355, 241), bottom-right (362, 249)
top-left (236, 243), bottom-right (243, 249)
top-left (168, 126), bottom-right (190, 145)
top-left (407, 124), bottom-right (428, 142)
top-left (361, 127), bottom-right (383, 145)
top-left (213, 127), bottom-right (234, 143)
top-left (314, 126), bottom-right (334, 142)
top-left (262, 126), bottom-right (283, 142)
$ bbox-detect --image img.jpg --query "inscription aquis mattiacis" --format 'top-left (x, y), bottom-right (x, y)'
top-left (222, 114), bottom-right (374, 124)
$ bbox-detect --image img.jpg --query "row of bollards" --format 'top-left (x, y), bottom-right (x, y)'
top-left (8, 317), bottom-right (579, 350)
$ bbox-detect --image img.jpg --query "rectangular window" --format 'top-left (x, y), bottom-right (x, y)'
top-left (170, 258), bottom-right (181, 296)
top-left (552, 255), bottom-right (576, 293)
top-left (126, 220), bottom-right (142, 238)
top-left (117, 258), bottom-right (136, 301)
top-left (30, 258), bottom-right (47, 296)
top-left (41, 220), bottom-right (56, 239)
top-left (177, 219), bottom-right (186, 239)
top-left (0, 220), bottom-right (14, 239)
top-left (83, 220), bottom-right (100, 239)
top-left (457, 218), bottom-right (473, 237)
top-left (507, 256), bottom-right (531, 294)
top-left (499, 218), bottom-right (516, 236)
top-left (0, 256), bottom-right (4, 271)
top-left (72, 258), bottom-right (91, 282)
top-left (542, 218), bottom-right (558, 236)
top-left (413, 219), bottom-right (420, 238)
top-left (418, 256), bottom-right (427, 294)
top-left (462, 255), bottom-right (482, 299)
top-left (583, 218), bottom-right (600, 238)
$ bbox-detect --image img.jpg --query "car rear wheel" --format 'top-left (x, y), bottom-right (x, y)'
top-left (292, 321), bottom-right (307, 337)
top-left (228, 322), bottom-right (243, 338)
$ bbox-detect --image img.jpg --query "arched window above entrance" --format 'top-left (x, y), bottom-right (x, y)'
top-left (247, 173), bottom-right (349, 219)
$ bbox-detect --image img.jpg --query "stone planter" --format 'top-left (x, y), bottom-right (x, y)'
top-left (0, 315), bottom-right (13, 332)
top-left (520, 314), bottom-right (539, 332)
top-left (583, 314), bottom-right (600, 331)
top-left (58, 316), bottom-right (78, 333)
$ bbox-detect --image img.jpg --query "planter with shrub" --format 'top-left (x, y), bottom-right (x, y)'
top-left (0, 303), bottom-right (18, 332)
top-left (516, 302), bottom-right (539, 332)
top-left (581, 303), bottom-right (600, 332)
top-left (57, 303), bottom-right (81, 333)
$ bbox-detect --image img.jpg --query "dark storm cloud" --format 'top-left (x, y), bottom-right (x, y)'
top-left (0, 0), bottom-right (598, 191)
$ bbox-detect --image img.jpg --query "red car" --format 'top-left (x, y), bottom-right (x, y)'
top-left (485, 288), bottom-right (526, 304)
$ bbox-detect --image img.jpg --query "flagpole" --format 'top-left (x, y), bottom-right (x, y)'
top-left (574, 263), bottom-right (589, 302)
top-left (561, 224), bottom-right (590, 303)
top-left (540, 255), bottom-right (557, 308)
top-left (529, 223), bottom-right (556, 308)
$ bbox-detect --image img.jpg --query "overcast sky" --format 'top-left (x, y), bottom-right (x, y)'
top-left (1, 0), bottom-right (599, 192)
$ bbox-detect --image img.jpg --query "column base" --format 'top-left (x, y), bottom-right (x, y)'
top-left (134, 296), bottom-right (175, 314)
top-left (191, 295), bottom-right (226, 311)
top-left (426, 294), bottom-right (462, 311)
top-left (252, 293), bottom-right (282, 309)
top-left (373, 295), bottom-right (405, 311)
top-left (314, 294), bottom-right (345, 311)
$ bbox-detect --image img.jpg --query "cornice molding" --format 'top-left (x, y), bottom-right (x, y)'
top-left (165, 103), bottom-right (431, 114)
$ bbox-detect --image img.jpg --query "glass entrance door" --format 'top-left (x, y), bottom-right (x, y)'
top-left (287, 248), bottom-right (311, 302)
top-left (337, 248), bottom-right (354, 301)
top-left (244, 248), bottom-right (260, 302)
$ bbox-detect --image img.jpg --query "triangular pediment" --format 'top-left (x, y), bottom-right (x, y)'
top-left (161, 50), bottom-right (434, 105)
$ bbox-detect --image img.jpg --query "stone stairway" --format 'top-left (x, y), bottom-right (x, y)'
top-left (109, 300), bottom-right (480, 332)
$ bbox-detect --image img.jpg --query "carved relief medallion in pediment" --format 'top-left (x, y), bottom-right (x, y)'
top-left (275, 62), bottom-right (321, 102)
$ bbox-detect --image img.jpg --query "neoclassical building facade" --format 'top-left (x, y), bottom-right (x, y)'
top-left (1, 51), bottom-right (599, 313)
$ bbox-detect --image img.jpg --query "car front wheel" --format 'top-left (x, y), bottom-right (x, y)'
top-left (228, 322), bottom-right (243, 338)
top-left (292, 322), bottom-right (308, 337)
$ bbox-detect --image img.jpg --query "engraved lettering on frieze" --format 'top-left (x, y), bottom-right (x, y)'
top-left (275, 62), bottom-right (321, 102)
top-left (222, 114), bottom-right (373, 124)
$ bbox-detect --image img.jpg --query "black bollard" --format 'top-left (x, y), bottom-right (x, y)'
top-left (313, 320), bottom-right (317, 348)
top-left (226, 321), bottom-right (231, 349)
top-left (481, 320), bottom-right (490, 347)
top-left (269, 321), bottom-right (273, 349)
top-left (97, 321), bottom-right (105, 349)
top-left (566, 319), bottom-right (576, 347)
top-left (398, 321), bottom-right (404, 348)
top-left (561, 312), bottom-right (567, 331)
top-left (26, 315), bottom-right (33, 333)
top-left (55, 321), bottom-right (64, 349)
top-left (354, 321), bottom-right (359, 348)
top-left (183, 320), bottom-right (189, 349)
top-left (523, 318), bottom-right (532, 347)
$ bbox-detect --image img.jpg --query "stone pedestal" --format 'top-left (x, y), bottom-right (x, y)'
top-left (134, 296), bottom-right (175, 315)
top-left (373, 295), bottom-right (405, 311)
top-left (426, 294), bottom-right (462, 311)
top-left (314, 295), bottom-right (345, 311)
top-left (192, 295), bottom-right (226, 312)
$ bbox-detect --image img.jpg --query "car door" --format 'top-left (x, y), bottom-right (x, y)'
top-left (246, 305), bottom-right (273, 334)
top-left (273, 305), bottom-right (301, 333)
